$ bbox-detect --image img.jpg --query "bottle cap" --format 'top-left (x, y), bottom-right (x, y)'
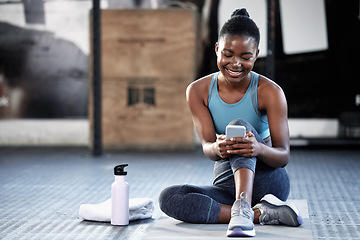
top-left (114, 164), bottom-right (128, 176)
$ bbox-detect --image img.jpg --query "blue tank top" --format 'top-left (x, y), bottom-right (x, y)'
top-left (208, 72), bottom-right (270, 139)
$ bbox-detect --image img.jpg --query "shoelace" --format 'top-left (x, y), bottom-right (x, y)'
top-left (232, 192), bottom-right (252, 219)
top-left (261, 208), bottom-right (280, 225)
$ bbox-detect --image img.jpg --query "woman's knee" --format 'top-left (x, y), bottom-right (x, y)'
top-left (159, 184), bottom-right (216, 223)
top-left (159, 185), bottom-right (193, 214)
top-left (159, 185), bottom-right (180, 212)
top-left (228, 118), bottom-right (264, 144)
top-left (228, 118), bottom-right (252, 130)
top-left (227, 119), bottom-right (258, 173)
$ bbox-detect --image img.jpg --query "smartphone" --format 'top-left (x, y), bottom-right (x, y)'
top-left (226, 125), bottom-right (246, 140)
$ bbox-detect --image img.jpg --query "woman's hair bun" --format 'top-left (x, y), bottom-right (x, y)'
top-left (231, 8), bottom-right (250, 18)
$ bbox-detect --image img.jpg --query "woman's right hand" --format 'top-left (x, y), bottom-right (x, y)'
top-left (214, 134), bottom-right (232, 159)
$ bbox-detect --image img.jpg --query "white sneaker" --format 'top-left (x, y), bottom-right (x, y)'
top-left (253, 194), bottom-right (303, 227)
top-left (226, 192), bottom-right (256, 237)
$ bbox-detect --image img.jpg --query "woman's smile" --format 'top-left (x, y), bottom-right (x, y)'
top-left (224, 67), bottom-right (243, 78)
top-left (216, 35), bottom-right (259, 83)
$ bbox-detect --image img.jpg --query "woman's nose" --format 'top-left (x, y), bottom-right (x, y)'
top-left (232, 57), bottom-right (241, 66)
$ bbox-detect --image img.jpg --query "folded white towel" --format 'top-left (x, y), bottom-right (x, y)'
top-left (79, 198), bottom-right (154, 222)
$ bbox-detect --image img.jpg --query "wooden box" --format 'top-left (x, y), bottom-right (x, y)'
top-left (90, 9), bottom-right (197, 151)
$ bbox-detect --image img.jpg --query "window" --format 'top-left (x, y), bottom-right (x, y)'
top-left (128, 87), bottom-right (155, 106)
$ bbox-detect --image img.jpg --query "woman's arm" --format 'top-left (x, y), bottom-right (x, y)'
top-left (186, 78), bottom-right (231, 161)
top-left (259, 81), bottom-right (290, 167)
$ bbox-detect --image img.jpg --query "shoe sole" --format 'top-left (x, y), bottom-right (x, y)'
top-left (226, 228), bottom-right (256, 237)
top-left (260, 194), bottom-right (303, 227)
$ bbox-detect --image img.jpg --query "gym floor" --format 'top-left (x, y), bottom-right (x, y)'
top-left (0, 146), bottom-right (359, 239)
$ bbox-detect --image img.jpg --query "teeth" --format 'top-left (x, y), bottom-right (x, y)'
top-left (226, 68), bottom-right (242, 75)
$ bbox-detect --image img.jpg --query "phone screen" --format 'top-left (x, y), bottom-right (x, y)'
top-left (226, 125), bottom-right (246, 140)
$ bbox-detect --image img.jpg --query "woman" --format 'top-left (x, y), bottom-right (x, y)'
top-left (159, 8), bottom-right (302, 237)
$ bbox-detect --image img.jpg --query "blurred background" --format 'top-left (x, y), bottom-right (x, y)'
top-left (0, 0), bottom-right (359, 148)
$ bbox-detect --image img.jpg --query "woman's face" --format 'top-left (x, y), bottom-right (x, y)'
top-left (215, 34), bottom-right (259, 84)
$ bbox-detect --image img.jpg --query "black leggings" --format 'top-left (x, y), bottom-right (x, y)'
top-left (159, 119), bottom-right (290, 223)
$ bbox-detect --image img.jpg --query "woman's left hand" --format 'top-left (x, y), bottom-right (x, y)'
top-left (226, 131), bottom-right (262, 158)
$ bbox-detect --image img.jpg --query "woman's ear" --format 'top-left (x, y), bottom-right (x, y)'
top-left (255, 49), bottom-right (260, 60)
top-left (215, 42), bottom-right (219, 56)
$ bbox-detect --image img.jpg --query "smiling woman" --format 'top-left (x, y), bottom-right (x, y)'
top-left (215, 9), bottom-right (259, 87)
top-left (215, 35), bottom-right (258, 90)
top-left (159, 8), bottom-right (302, 238)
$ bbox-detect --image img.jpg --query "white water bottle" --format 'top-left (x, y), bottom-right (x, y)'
top-left (111, 164), bottom-right (129, 225)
